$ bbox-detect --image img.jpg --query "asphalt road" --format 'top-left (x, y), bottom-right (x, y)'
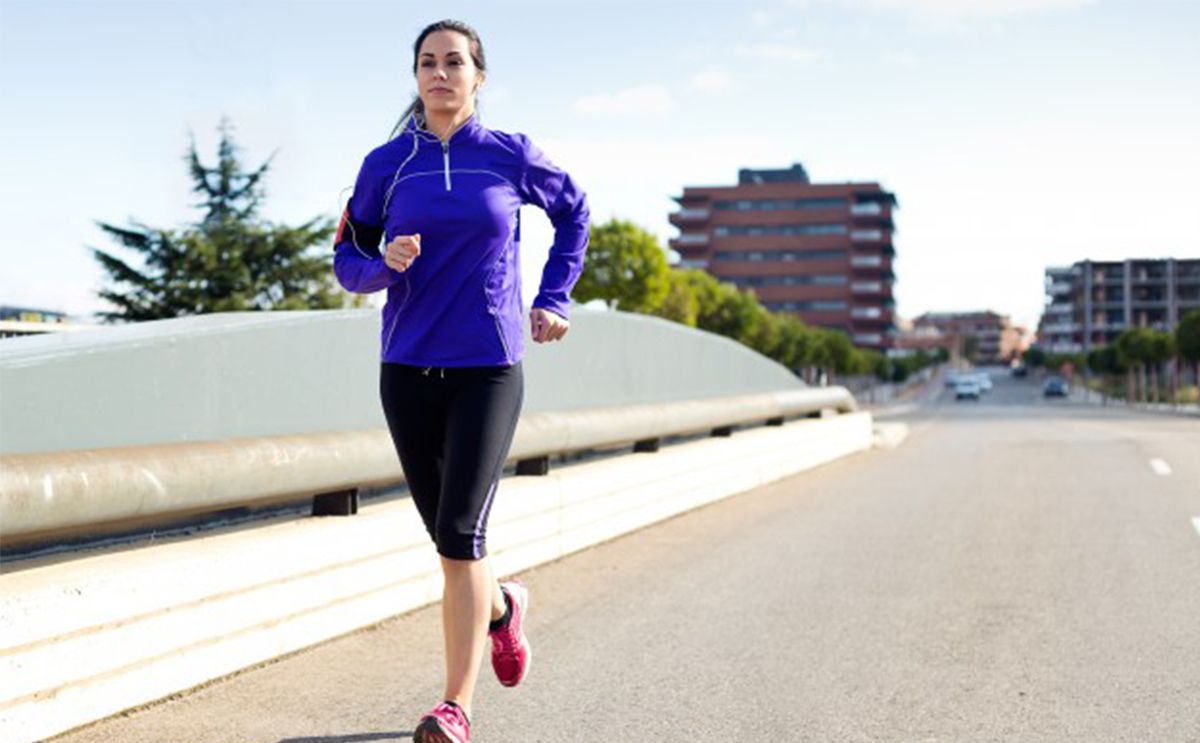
top-left (50, 370), bottom-right (1200, 743)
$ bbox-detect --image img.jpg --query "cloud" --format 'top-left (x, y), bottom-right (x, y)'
top-left (734, 42), bottom-right (824, 62)
top-left (573, 84), bottom-right (675, 116)
top-left (688, 67), bottom-right (734, 92)
top-left (880, 49), bottom-right (921, 67)
top-left (801, 0), bottom-right (1093, 20)
top-left (750, 8), bottom-right (774, 26)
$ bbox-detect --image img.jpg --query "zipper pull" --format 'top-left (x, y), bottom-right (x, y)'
top-left (442, 140), bottom-right (451, 191)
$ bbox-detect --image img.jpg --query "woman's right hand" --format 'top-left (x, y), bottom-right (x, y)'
top-left (384, 233), bottom-right (421, 272)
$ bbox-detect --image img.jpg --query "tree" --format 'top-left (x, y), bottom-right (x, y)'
top-left (91, 117), bottom-right (348, 322)
top-left (573, 218), bottom-right (669, 313)
top-left (648, 268), bottom-right (700, 327)
top-left (1087, 346), bottom-right (1125, 405)
top-left (693, 276), bottom-right (763, 344)
top-left (1177, 308), bottom-right (1200, 391)
top-left (1144, 330), bottom-right (1175, 403)
top-left (1023, 345), bottom-right (1048, 369)
top-left (1114, 327), bottom-right (1155, 403)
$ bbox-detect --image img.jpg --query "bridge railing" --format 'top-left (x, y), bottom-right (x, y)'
top-left (0, 386), bottom-right (855, 553)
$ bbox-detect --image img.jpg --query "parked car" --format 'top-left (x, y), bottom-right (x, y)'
top-left (1043, 376), bottom-right (1069, 398)
top-left (955, 379), bottom-right (982, 401)
top-left (1012, 364), bottom-right (1028, 378)
top-left (973, 373), bottom-right (993, 392)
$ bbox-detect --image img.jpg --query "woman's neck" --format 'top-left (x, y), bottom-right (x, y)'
top-left (423, 107), bottom-right (475, 142)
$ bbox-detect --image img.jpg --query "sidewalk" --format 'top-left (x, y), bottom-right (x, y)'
top-left (1069, 386), bottom-right (1200, 418)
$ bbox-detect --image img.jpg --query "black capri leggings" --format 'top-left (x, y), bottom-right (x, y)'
top-left (380, 361), bottom-right (524, 560)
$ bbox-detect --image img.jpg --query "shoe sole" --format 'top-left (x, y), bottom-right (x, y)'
top-left (499, 580), bottom-right (532, 687)
top-left (414, 717), bottom-right (466, 743)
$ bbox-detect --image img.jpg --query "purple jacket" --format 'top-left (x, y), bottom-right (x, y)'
top-left (333, 113), bottom-right (590, 366)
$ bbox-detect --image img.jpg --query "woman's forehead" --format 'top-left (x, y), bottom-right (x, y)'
top-left (419, 30), bottom-right (471, 57)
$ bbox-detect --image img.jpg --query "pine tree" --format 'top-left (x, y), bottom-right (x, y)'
top-left (91, 117), bottom-right (356, 322)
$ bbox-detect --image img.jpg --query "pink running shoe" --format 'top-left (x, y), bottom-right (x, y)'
top-left (489, 580), bottom-right (531, 687)
top-left (414, 700), bottom-right (470, 743)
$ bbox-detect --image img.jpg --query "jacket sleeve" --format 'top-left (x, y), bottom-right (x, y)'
top-left (333, 152), bottom-right (401, 294)
top-left (516, 135), bottom-right (590, 320)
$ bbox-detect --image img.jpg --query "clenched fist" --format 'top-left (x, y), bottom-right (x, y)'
top-left (384, 233), bottom-right (421, 272)
top-left (530, 307), bottom-right (569, 342)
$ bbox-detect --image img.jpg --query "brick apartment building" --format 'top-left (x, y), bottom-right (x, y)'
top-left (1040, 258), bottom-right (1200, 353)
top-left (668, 163), bottom-right (897, 349)
top-left (911, 311), bottom-right (1021, 364)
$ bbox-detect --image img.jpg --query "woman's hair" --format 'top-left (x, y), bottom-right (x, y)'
top-left (388, 19), bottom-right (487, 141)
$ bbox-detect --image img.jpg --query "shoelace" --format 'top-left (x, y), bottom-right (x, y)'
top-left (436, 702), bottom-right (469, 730)
top-left (492, 618), bottom-right (521, 656)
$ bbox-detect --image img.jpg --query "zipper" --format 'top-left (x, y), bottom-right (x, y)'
top-left (484, 243), bottom-right (512, 362)
top-left (491, 310), bottom-right (511, 363)
top-left (442, 140), bottom-right (451, 191)
top-left (383, 274), bottom-right (411, 356)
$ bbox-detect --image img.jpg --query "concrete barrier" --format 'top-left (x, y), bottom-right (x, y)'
top-left (0, 411), bottom-right (872, 743)
top-left (0, 387), bottom-right (854, 551)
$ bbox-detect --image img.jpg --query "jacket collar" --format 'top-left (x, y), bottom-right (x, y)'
top-left (413, 111), bottom-right (483, 145)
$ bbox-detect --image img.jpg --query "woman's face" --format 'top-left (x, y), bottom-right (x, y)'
top-left (416, 30), bottom-right (483, 118)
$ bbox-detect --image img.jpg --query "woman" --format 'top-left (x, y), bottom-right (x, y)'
top-left (332, 19), bottom-right (590, 743)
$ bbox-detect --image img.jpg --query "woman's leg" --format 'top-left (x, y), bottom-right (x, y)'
top-left (436, 363), bottom-right (525, 717)
top-left (439, 556), bottom-right (508, 717)
top-left (379, 363), bottom-right (446, 544)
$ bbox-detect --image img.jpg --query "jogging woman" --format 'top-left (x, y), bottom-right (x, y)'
top-left (332, 19), bottom-right (589, 743)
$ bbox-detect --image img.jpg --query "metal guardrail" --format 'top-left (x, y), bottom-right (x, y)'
top-left (0, 386), bottom-right (856, 552)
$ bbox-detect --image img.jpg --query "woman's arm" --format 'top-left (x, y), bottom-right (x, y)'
top-left (332, 152), bottom-right (403, 294)
top-left (516, 135), bottom-right (590, 320)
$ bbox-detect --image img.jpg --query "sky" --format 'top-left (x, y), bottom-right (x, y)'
top-left (1, 0), bottom-right (1197, 331)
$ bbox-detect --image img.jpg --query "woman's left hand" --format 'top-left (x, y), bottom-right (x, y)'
top-left (530, 307), bottom-right (569, 343)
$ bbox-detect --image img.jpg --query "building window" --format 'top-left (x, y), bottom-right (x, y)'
top-left (713, 224), bottom-right (848, 237)
top-left (727, 274), bottom-right (848, 287)
top-left (761, 300), bottom-right (848, 312)
top-left (713, 198), bottom-right (847, 212)
top-left (712, 249), bottom-right (846, 262)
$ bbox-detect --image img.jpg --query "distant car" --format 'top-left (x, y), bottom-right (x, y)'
top-left (1012, 365), bottom-right (1028, 378)
top-left (954, 379), bottom-right (982, 400)
top-left (944, 372), bottom-right (961, 388)
top-left (973, 373), bottom-right (993, 392)
top-left (1043, 376), bottom-right (1069, 398)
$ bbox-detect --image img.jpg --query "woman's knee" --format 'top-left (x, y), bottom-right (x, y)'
top-left (436, 533), bottom-right (487, 563)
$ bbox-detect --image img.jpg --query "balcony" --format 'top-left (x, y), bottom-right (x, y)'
top-left (677, 258), bottom-right (709, 269)
top-left (850, 202), bottom-right (883, 216)
top-left (850, 229), bottom-right (884, 242)
top-left (850, 306), bottom-right (883, 320)
top-left (671, 208), bottom-right (710, 222)
top-left (849, 255), bottom-right (883, 268)
top-left (673, 233), bottom-right (710, 246)
top-left (1040, 323), bottom-right (1077, 334)
top-left (1048, 282), bottom-right (1072, 295)
top-left (1044, 303), bottom-right (1074, 315)
top-left (852, 333), bottom-right (884, 346)
top-left (851, 281), bottom-right (885, 294)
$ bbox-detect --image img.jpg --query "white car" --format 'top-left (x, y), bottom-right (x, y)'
top-left (954, 379), bottom-right (982, 400)
top-left (973, 373), bottom-right (993, 392)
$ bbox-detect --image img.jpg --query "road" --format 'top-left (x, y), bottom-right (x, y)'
top-left (50, 370), bottom-right (1200, 742)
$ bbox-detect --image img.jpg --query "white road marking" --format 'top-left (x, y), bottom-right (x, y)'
top-left (1149, 458), bottom-right (1172, 476)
